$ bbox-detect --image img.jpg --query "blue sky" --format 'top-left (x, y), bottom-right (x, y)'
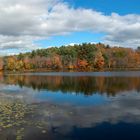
top-left (36, 31), bottom-right (104, 48)
top-left (37, 0), bottom-right (140, 49)
top-left (66, 0), bottom-right (140, 15)
top-left (0, 0), bottom-right (140, 55)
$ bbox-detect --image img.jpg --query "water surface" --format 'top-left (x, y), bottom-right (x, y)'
top-left (0, 71), bottom-right (140, 140)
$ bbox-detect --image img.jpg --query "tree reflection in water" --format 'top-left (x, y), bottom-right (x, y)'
top-left (2, 74), bottom-right (140, 96)
top-left (0, 73), bottom-right (140, 140)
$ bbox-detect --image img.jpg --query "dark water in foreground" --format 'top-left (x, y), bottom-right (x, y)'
top-left (1, 71), bottom-right (140, 140)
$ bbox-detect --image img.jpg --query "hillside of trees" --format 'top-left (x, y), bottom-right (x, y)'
top-left (1, 43), bottom-right (140, 72)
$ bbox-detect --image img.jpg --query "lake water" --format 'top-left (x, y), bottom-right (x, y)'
top-left (1, 71), bottom-right (140, 140)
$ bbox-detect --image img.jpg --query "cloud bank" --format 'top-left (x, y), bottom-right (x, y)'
top-left (0, 0), bottom-right (140, 55)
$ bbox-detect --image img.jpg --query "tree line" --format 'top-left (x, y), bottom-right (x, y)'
top-left (1, 43), bottom-right (140, 71)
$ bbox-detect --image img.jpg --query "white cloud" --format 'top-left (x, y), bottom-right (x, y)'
top-left (0, 0), bottom-right (139, 55)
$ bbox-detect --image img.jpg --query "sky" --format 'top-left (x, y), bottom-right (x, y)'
top-left (0, 0), bottom-right (140, 55)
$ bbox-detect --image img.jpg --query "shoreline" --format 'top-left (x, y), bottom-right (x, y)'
top-left (2, 67), bottom-right (140, 75)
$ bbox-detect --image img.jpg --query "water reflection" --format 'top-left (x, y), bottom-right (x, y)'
top-left (0, 72), bottom-right (140, 139)
top-left (1, 73), bottom-right (140, 96)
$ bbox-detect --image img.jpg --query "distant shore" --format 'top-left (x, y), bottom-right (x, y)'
top-left (2, 67), bottom-right (140, 74)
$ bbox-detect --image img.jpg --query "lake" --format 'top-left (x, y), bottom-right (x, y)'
top-left (0, 71), bottom-right (140, 140)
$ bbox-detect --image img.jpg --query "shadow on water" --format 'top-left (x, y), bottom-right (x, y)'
top-left (64, 123), bottom-right (140, 140)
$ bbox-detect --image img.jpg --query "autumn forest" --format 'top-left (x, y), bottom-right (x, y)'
top-left (1, 43), bottom-right (140, 72)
